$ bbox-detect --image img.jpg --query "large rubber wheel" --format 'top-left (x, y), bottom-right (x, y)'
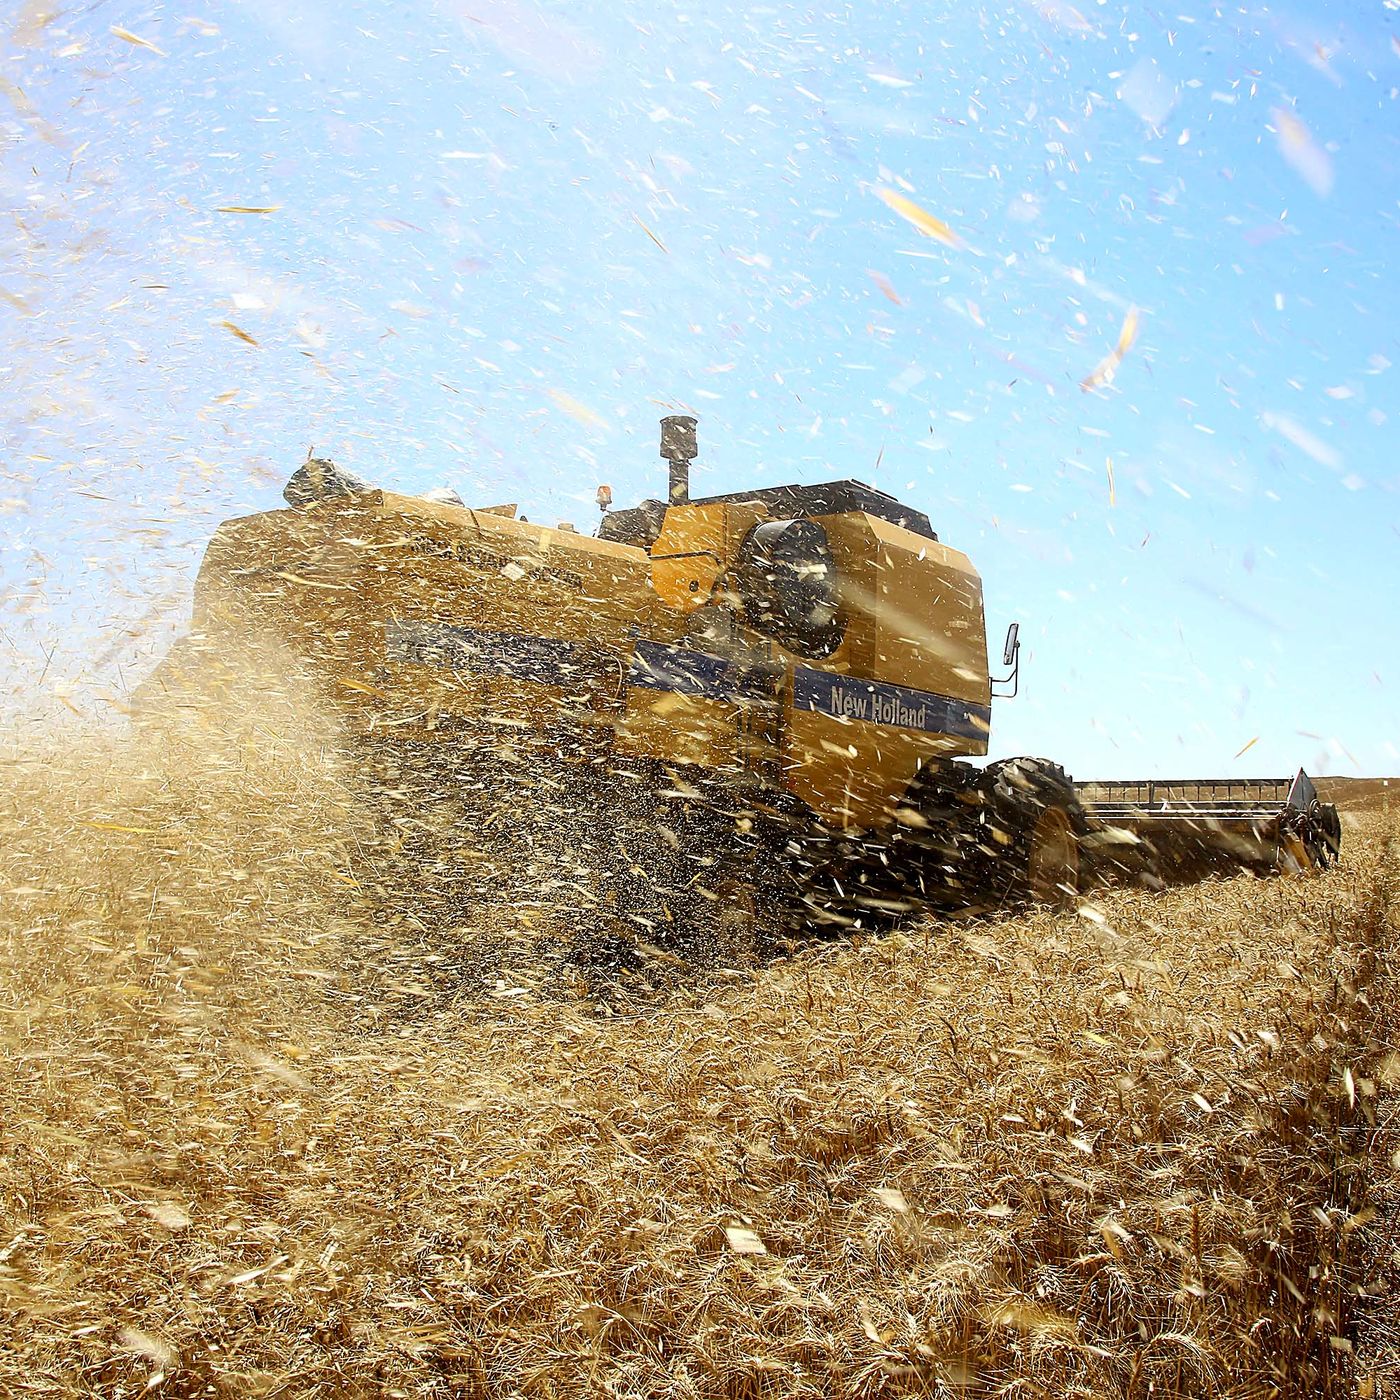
top-left (982, 757), bottom-right (1085, 907)
top-left (1318, 802), bottom-right (1342, 869)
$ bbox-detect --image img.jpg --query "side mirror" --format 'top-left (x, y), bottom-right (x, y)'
top-left (992, 621), bottom-right (1021, 699)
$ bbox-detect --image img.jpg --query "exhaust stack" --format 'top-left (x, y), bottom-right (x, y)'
top-left (659, 414), bottom-right (697, 504)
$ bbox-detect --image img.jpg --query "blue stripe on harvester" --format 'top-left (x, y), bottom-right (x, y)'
top-left (793, 666), bottom-right (990, 739)
top-left (386, 621), bottom-right (987, 740)
top-left (626, 640), bottom-right (770, 702)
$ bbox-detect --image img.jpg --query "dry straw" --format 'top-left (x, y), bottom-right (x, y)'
top-left (1, 704), bottom-right (1395, 1397)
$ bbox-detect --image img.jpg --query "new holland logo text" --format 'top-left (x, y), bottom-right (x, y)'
top-left (794, 666), bottom-right (990, 740)
top-left (827, 686), bottom-right (930, 730)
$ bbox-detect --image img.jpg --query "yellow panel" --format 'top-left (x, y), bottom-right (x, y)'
top-left (651, 555), bottom-right (723, 612)
top-left (864, 517), bottom-right (989, 706)
top-left (756, 510), bottom-right (990, 829)
top-left (784, 706), bottom-right (968, 830)
top-left (811, 513), bottom-right (988, 709)
top-left (649, 504), bottom-right (727, 611)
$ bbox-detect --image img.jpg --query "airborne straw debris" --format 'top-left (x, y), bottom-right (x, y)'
top-left (110, 26), bottom-right (166, 55)
top-left (220, 320), bottom-right (260, 347)
top-left (1081, 306), bottom-right (1141, 392)
top-left (724, 1226), bottom-right (767, 1254)
top-left (142, 1202), bottom-right (192, 1232)
top-left (1272, 105), bottom-right (1333, 197)
top-left (873, 185), bottom-right (963, 248)
top-left (867, 270), bottom-right (904, 306)
top-left (546, 389), bottom-right (607, 430)
top-left (633, 214), bottom-right (669, 254)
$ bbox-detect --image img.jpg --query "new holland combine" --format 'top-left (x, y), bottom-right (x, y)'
top-left (142, 416), bottom-right (1340, 955)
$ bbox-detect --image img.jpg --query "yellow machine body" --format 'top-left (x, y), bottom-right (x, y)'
top-left (164, 468), bottom-right (991, 835)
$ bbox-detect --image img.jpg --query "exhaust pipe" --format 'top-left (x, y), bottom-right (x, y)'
top-left (659, 414), bottom-right (697, 504)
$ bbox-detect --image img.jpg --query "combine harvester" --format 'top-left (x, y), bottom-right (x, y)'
top-left (141, 416), bottom-right (1340, 950)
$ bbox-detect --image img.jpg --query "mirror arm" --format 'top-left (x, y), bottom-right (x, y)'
top-left (990, 640), bottom-right (1021, 699)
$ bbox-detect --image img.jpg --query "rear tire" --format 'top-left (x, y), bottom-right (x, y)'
top-left (981, 757), bottom-right (1084, 907)
top-left (1316, 802), bottom-right (1342, 869)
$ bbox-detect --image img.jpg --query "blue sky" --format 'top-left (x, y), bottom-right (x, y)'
top-left (1, 0), bottom-right (1396, 778)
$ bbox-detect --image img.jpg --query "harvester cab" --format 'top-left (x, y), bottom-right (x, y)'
top-left (594, 416), bottom-right (994, 831)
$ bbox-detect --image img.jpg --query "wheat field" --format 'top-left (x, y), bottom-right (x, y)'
top-left (1, 717), bottom-right (1396, 1398)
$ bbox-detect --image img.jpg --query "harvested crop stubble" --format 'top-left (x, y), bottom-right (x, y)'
top-left (0, 729), bottom-right (1396, 1398)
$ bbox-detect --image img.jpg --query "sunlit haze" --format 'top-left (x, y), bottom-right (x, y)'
top-left (2, 0), bottom-right (1396, 778)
